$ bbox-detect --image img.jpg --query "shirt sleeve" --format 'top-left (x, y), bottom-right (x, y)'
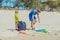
top-left (32, 10), bottom-right (37, 15)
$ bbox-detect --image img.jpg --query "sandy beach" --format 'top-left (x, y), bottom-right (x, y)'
top-left (0, 10), bottom-right (60, 40)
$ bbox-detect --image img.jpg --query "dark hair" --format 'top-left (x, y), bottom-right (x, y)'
top-left (15, 10), bottom-right (18, 13)
top-left (37, 9), bottom-right (41, 13)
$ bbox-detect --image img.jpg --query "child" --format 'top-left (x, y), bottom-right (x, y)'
top-left (29, 9), bottom-right (41, 30)
top-left (14, 10), bottom-right (19, 30)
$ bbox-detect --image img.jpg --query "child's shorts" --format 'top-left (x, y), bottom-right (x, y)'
top-left (29, 15), bottom-right (36, 21)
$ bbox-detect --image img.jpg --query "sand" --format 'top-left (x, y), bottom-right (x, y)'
top-left (0, 10), bottom-right (60, 40)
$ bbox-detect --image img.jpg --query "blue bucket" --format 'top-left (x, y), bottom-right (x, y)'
top-left (36, 29), bottom-right (42, 32)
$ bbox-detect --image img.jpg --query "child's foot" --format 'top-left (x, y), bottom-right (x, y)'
top-left (15, 29), bottom-right (18, 31)
top-left (31, 26), bottom-right (35, 30)
top-left (32, 28), bottom-right (35, 30)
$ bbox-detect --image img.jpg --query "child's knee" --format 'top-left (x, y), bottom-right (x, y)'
top-left (35, 20), bottom-right (37, 23)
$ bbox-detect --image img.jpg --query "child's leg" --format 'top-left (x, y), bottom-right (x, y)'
top-left (33, 20), bottom-right (37, 25)
top-left (15, 22), bottom-right (18, 30)
top-left (15, 25), bottom-right (18, 30)
top-left (33, 16), bottom-right (37, 25)
top-left (31, 22), bottom-right (34, 30)
top-left (31, 20), bottom-right (37, 30)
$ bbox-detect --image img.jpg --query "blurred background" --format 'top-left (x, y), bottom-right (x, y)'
top-left (0, 0), bottom-right (60, 11)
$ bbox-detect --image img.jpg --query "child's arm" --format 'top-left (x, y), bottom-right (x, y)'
top-left (32, 15), bottom-right (35, 22)
top-left (37, 13), bottom-right (40, 23)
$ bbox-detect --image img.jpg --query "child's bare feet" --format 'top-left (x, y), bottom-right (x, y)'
top-left (32, 27), bottom-right (35, 30)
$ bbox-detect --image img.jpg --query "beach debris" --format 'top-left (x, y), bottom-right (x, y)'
top-left (55, 33), bottom-right (57, 35)
top-left (8, 29), bottom-right (16, 32)
top-left (32, 35), bottom-right (35, 36)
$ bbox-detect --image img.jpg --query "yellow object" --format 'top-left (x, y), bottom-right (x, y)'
top-left (14, 13), bottom-right (19, 23)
